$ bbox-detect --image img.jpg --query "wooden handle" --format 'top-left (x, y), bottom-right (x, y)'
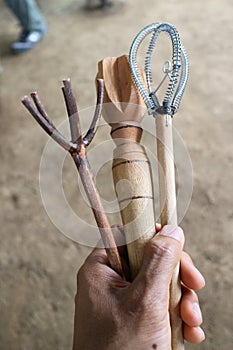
top-left (156, 114), bottom-right (184, 349)
top-left (96, 55), bottom-right (155, 279)
top-left (112, 128), bottom-right (155, 279)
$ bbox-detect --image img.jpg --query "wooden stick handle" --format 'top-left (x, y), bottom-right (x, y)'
top-left (156, 114), bottom-right (184, 350)
top-left (72, 154), bottom-right (124, 277)
top-left (112, 125), bottom-right (155, 279)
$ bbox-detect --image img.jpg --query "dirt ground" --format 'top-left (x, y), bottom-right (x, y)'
top-left (0, 0), bottom-right (233, 349)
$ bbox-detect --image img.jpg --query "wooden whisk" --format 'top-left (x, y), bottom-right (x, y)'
top-left (22, 79), bottom-right (124, 278)
top-left (97, 55), bottom-right (155, 280)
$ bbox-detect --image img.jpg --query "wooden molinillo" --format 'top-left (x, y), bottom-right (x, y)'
top-left (97, 55), bottom-right (155, 279)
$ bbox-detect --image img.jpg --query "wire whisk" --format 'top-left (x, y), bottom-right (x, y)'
top-left (129, 22), bottom-right (189, 117)
top-left (129, 22), bottom-right (189, 350)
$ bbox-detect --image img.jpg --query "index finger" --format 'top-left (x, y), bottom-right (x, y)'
top-left (180, 252), bottom-right (205, 290)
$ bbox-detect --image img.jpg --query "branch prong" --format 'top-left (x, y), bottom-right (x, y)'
top-left (31, 92), bottom-right (53, 125)
top-left (22, 96), bottom-right (76, 152)
top-left (62, 79), bottom-right (82, 143)
top-left (83, 78), bottom-right (104, 147)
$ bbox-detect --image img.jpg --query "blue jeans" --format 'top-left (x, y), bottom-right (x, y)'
top-left (5, 0), bottom-right (46, 32)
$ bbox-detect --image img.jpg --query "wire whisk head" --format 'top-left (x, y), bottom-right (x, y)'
top-left (129, 22), bottom-right (189, 117)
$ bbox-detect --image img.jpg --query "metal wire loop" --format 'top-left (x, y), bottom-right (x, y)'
top-left (129, 22), bottom-right (189, 117)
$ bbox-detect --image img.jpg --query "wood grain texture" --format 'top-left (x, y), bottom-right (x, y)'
top-left (156, 114), bottom-right (184, 349)
top-left (112, 137), bottom-right (155, 279)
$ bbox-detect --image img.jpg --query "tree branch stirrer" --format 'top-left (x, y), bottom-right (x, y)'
top-left (22, 79), bottom-right (124, 278)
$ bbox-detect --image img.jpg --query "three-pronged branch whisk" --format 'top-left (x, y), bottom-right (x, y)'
top-left (22, 79), bottom-right (124, 278)
top-left (129, 22), bottom-right (189, 350)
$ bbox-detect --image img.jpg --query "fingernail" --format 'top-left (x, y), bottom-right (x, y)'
top-left (193, 303), bottom-right (203, 324)
top-left (159, 225), bottom-right (183, 242)
top-left (197, 327), bottom-right (205, 341)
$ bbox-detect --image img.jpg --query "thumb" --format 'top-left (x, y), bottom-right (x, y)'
top-left (132, 225), bottom-right (184, 302)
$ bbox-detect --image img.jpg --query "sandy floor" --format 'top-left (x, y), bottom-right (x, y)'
top-left (0, 0), bottom-right (233, 349)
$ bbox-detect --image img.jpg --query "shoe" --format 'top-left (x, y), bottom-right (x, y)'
top-left (11, 27), bottom-right (47, 54)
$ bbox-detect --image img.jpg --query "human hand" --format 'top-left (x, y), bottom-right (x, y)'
top-left (72, 225), bottom-right (205, 350)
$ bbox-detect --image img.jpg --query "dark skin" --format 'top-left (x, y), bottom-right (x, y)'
top-left (73, 225), bottom-right (205, 349)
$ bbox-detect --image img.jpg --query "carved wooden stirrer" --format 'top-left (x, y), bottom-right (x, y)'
top-left (97, 55), bottom-right (155, 280)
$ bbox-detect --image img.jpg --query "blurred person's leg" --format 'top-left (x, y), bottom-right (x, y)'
top-left (85, 0), bottom-right (113, 10)
top-left (100, 0), bottom-right (113, 7)
top-left (5, 0), bottom-right (47, 54)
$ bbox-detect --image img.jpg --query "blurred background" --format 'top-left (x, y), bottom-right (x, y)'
top-left (0, 0), bottom-right (232, 349)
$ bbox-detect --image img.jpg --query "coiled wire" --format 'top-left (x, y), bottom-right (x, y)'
top-left (129, 22), bottom-right (189, 116)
